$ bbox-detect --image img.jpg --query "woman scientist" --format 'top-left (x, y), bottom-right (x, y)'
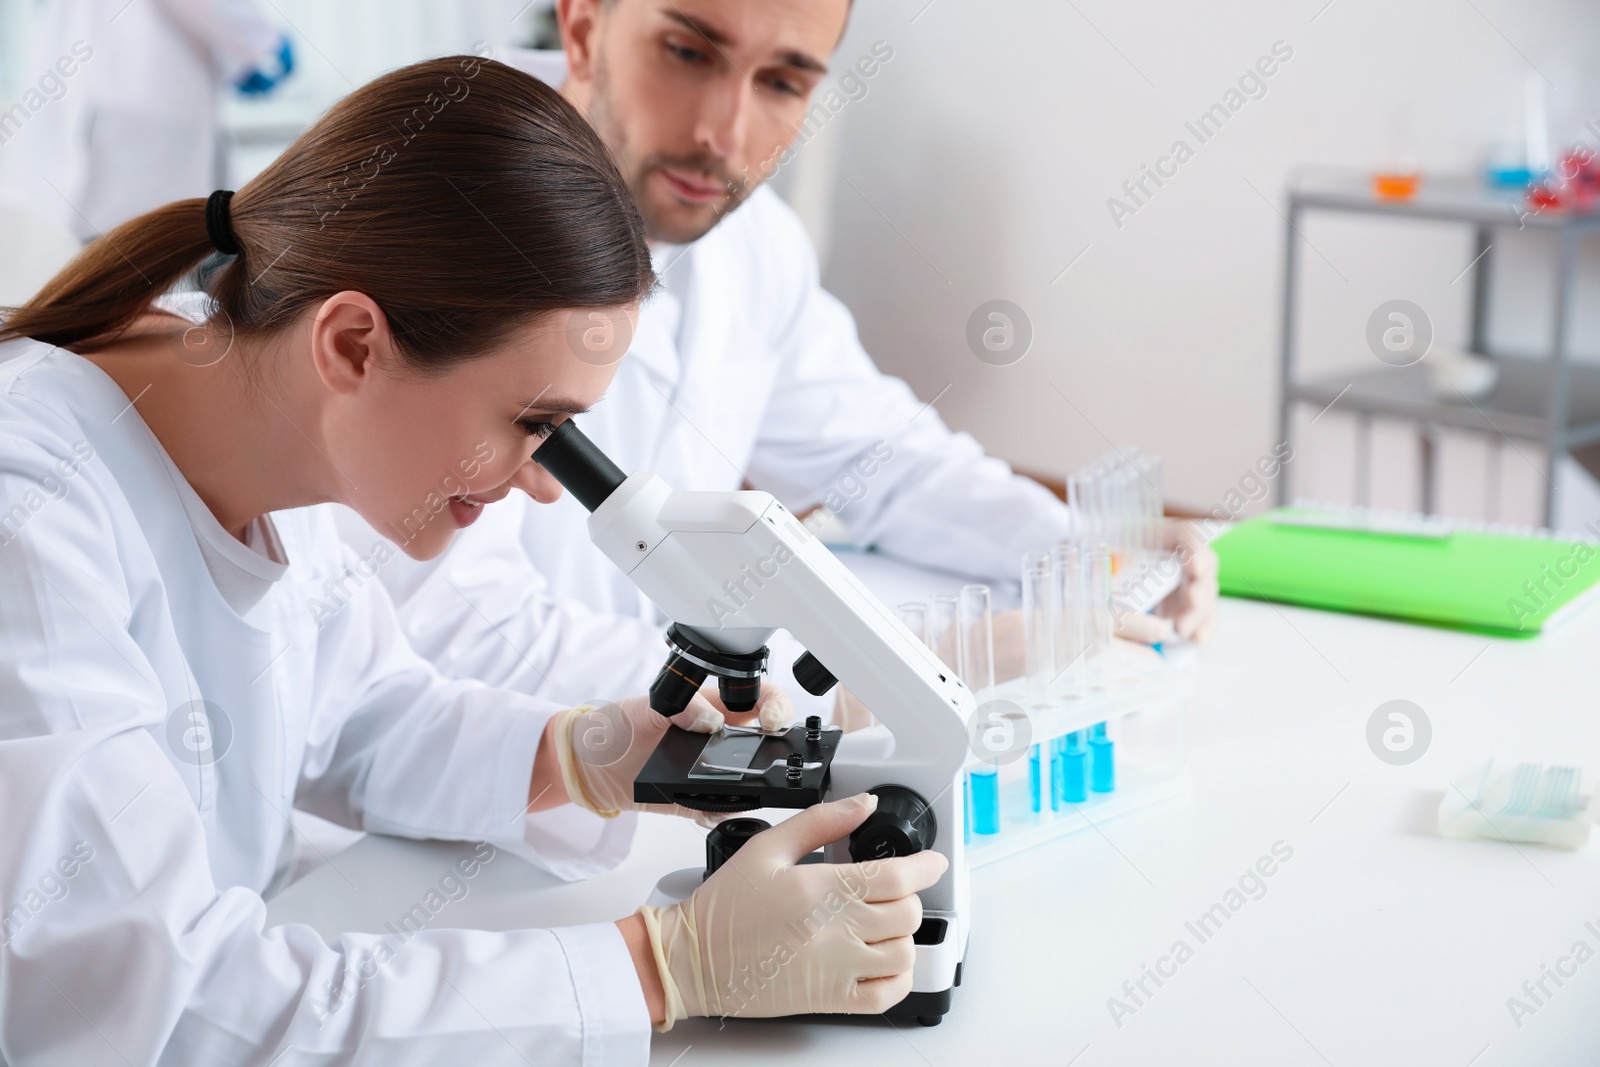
top-left (0, 56), bottom-right (945, 1064)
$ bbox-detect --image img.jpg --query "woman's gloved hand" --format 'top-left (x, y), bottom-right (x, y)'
top-left (637, 793), bottom-right (948, 1029)
top-left (235, 36), bottom-right (295, 96)
top-left (552, 683), bottom-right (792, 823)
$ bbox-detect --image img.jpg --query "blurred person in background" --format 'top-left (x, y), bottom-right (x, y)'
top-left (0, 0), bottom-right (292, 242)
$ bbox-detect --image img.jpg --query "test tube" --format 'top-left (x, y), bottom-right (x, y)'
top-left (1029, 741), bottom-right (1042, 813)
top-left (1062, 730), bottom-right (1089, 802)
top-left (1049, 734), bottom-right (1064, 811)
top-left (1086, 545), bottom-right (1114, 690)
top-left (958, 585), bottom-right (1000, 835)
top-left (927, 594), bottom-right (959, 676)
top-left (970, 763), bottom-right (1000, 834)
top-left (1052, 541), bottom-right (1086, 702)
top-left (1020, 553), bottom-right (1054, 815)
top-left (1137, 454), bottom-right (1163, 555)
top-left (1068, 472), bottom-right (1094, 546)
top-left (1020, 551), bottom-right (1055, 709)
top-left (896, 601), bottom-right (929, 648)
top-left (957, 584), bottom-right (995, 698)
top-left (1090, 721), bottom-right (1115, 793)
top-left (1100, 463), bottom-right (1120, 559)
top-left (1104, 462), bottom-right (1123, 561)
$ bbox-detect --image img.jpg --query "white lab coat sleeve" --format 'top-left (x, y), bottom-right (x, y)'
top-left (150, 0), bottom-right (281, 81)
top-left (0, 454), bottom-right (649, 1066)
top-left (295, 531), bottom-right (642, 883)
top-left (332, 501), bottom-right (667, 707)
top-left (743, 203), bottom-right (1075, 583)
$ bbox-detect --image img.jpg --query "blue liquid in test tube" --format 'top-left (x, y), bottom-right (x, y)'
top-left (1062, 731), bottom-right (1089, 803)
top-left (1048, 736), bottom-right (1061, 810)
top-left (971, 764), bottom-right (1000, 834)
top-left (1029, 743), bottom-right (1042, 812)
top-left (1090, 721), bottom-right (1115, 793)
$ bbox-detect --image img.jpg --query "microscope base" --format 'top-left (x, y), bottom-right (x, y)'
top-left (886, 986), bottom-right (953, 1026)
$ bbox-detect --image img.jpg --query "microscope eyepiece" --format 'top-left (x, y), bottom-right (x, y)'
top-left (532, 419), bottom-right (626, 512)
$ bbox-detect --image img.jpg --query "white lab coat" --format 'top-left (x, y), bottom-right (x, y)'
top-left (333, 49), bottom-right (1075, 711)
top-left (0, 0), bottom-right (281, 240)
top-left (0, 333), bottom-right (649, 1064)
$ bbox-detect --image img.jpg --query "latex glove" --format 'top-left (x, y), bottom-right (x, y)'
top-left (1152, 519), bottom-right (1219, 644)
top-left (553, 683), bottom-right (792, 822)
top-left (235, 36), bottom-right (294, 96)
top-left (638, 792), bottom-right (948, 1028)
top-left (831, 684), bottom-right (875, 733)
top-left (1108, 520), bottom-right (1219, 645)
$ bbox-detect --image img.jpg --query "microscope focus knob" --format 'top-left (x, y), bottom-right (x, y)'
top-left (791, 651), bottom-right (837, 696)
top-left (849, 786), bottom-right (936, 861)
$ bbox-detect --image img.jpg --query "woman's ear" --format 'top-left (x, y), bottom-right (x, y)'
top-left (309, 291), bottom-right (396, 396)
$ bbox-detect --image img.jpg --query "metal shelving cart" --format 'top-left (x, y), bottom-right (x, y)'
top-left (1276, 173), bottom-right (1600, 526)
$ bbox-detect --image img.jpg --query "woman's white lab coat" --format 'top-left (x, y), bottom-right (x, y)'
top-left (0, 335), bottom-right (649, 1064)
top-left (0, 0), bottom-right (281, 240)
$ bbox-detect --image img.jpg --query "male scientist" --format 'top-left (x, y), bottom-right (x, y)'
top-left (334, 0), bottom-right (1218, 725)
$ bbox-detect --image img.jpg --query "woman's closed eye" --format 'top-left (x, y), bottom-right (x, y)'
top-left (518, 417), bottom-right (557, 440)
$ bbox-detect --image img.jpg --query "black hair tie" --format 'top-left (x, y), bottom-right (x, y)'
top-left (205, 189), bottom-right (241, 256)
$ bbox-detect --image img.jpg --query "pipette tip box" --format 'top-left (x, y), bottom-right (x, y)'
top-left (1438, 759), bottom-right (1596, 849)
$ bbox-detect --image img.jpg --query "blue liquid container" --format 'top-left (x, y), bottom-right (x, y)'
top-left (1029, 743), bottom-right (1042, 812)
top-left (971, 765), bottom-right (1000, 834)
top-left (1090, 721), bottom-right (1115, 793)
top-left (1049, 736), bottom-right (1062, 811)
top-left (1486, 165), bottom-right (1537, 189)
top-left (1062, 731), bottom-right (1089, 803)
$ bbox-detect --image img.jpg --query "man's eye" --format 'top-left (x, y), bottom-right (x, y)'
top-left (667, 42), bottom-right (707, 64)
top-left (764, 76), bottom-right (802, 97)
top-left (519, 418), bottom-right (556, 439)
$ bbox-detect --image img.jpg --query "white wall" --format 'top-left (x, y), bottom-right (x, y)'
top-left (816, 0), bottom-right (1600, 525)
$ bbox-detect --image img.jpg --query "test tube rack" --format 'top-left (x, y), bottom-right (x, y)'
top-left (963, 642), bottom-right (1195, 868)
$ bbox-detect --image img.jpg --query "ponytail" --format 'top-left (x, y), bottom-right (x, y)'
top-left (2, 199), bottom-right (215, 348)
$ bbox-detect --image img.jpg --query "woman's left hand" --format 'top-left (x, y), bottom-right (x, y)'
top-left (552, 683), bottom-right (793, 825)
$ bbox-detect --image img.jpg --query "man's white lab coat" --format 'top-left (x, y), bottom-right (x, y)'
top-left (0, 336), bottom-right (649, 1064)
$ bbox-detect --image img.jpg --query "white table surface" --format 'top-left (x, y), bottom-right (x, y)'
top-left (265, 553), bottom-right (1600, 1066)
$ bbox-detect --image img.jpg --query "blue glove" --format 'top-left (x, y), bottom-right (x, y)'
top-left (235, 35), bottom-right (294, 97)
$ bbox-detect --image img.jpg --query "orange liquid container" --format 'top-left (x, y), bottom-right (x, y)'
top-left (1373, 172), bottom-right (1421, 200)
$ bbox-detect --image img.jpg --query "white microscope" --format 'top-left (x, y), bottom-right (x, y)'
top-left (535, 419), bottom-right (972, 1026)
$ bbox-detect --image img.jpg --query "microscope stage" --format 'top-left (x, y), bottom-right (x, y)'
top-left (633, 722), bottom-right (842, 812)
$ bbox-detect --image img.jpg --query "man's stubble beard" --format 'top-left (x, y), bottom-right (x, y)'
top-left (588, 53), bottom-right (759, 245)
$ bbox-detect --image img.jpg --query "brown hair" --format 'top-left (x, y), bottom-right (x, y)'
top-left (1, 55), bottom-right (654, 367)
